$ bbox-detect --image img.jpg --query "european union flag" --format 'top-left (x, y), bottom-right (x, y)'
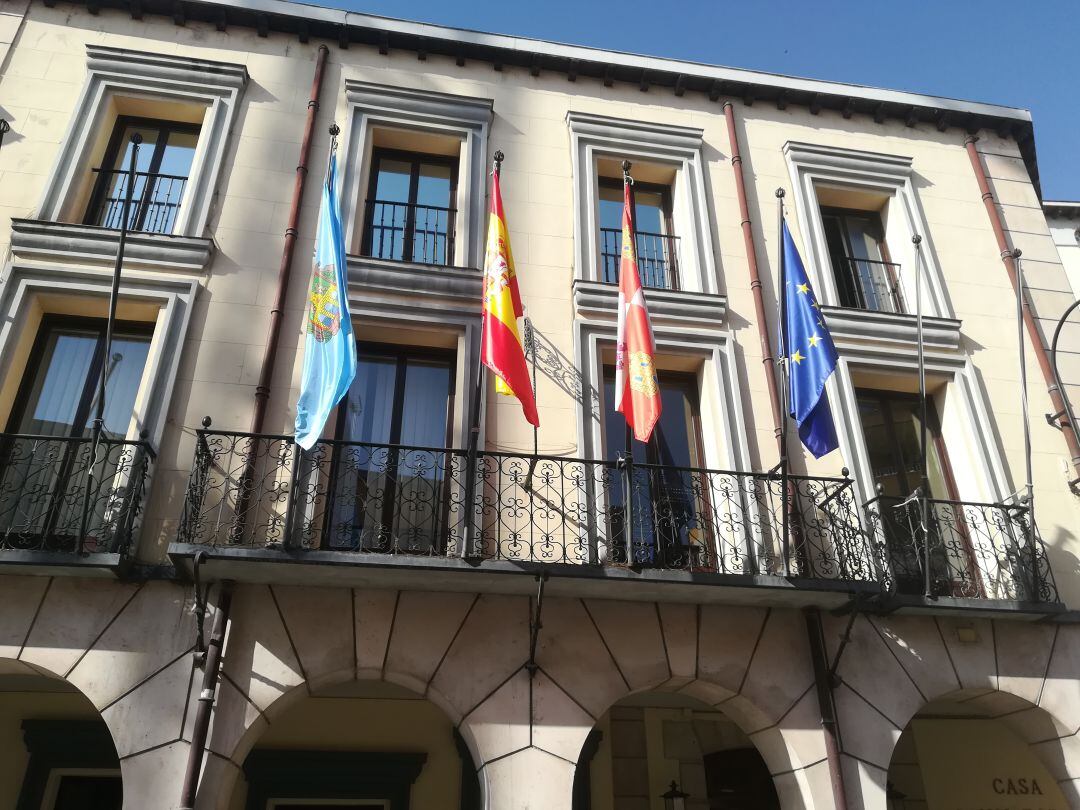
top-left (294, 150), bottom-right (356, 450)
top-left (781, 220), bottom-right (839, 458)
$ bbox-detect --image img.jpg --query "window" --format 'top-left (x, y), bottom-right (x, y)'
top-left (326, 344), bottom-right (456, 552)
top-left (84, 117), bottom-right (199, 236)
top-left (602, 369), bottom-right (708, 567)
top-left (8, 317), bottom-right (153, 439)
top-left (598, 178), bottom-right (679, 289)
top-left (821, 207), bottom-right (903, 313)
top-left (87, 118), bottom-right (198, 235)
top-left (0, 317), bottom-right (152, 553)
top-left (857, 389), bottom-right (978, 595)
top-left (567, 112), bottom-right (717, 295)
top-left (17, 720), bottom-right (122, 810)
top-left (361, 149), bottom-right (459, 266)
top-left (47, 773), bottom-right (123, 810)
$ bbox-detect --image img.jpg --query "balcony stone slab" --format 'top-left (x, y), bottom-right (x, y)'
top-left (573, 278), bottom-right (727, 331)
top-left (347, 254), bottom-right (482, 314)
top-left (821, 304), bottom-right (963, 369)
top-left (9, 218), bottom-right (215, 274)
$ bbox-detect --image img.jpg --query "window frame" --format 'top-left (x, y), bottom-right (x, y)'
top-left (854, 388), bottom-right (960, 501)
top-left (361, 148), bottom-right (461, 266)
top-left (17, 720), bottom-right (121, 810)
top-left (601, 366), bottom-right (705, 466)
top-left (597, 176), bottom-right (679, 289)
top-left (36, 45), bottom-right (246, 239)
top-left (334, 341), bottom-right (457, 449)
top-left (820, 205), bottom-right (903, 312)
top-left (83, 115), bottom-right (201, 235)
top-left (6, 314), bottom-right (155, 439)
top-left (567, 112), bottom-right (718, 295)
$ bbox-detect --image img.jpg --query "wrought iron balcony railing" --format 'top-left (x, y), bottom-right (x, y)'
top-left (85, 168), bottom-right (188, 235)
top-left (600, 227), bottom-right (681, 290)
top-left (864, 493), bottom-right (1057, 603)
top-left (832, 256), bottom-right (905, 314)
top-left (361, 199), bottom-right (456, 266)
top-left (0, 433), bottom-right (154, 556)
top-left (176, 428), bottom-right (881, 583)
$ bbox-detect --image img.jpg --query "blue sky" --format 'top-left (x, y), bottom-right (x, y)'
top-left (324, 0), bottom-right (1079, 200)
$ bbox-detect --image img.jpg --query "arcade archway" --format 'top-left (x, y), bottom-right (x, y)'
top-left (575, 691), bottom-right (780, 810)
top-left (227, 680), bottom-right (479, 810)
top-left (887, 694), bottom-right (1069, 810)
top-left (0, 663), bottom-right (122, 810)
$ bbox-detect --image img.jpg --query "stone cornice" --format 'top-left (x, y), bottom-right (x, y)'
top-left (10, 219), bottom-right (215, 273)
top-left (86, 44), bottom-right (248, 90)
top-left (345, 80), bottom-right (493, 126)
top-left (573, 279), bottom-right (726, 330)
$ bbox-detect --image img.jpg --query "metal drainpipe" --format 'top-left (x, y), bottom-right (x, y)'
top-left (724, 101), bottom-right (849, 810)
top-left (805, 608), bottom-right (850, 810)
top-left (964, 135), bottom-right (1080, 481)
top-left (177, 43), bottom-right (332, 809)
top-left (179, 581), bottom-right (233, 810)
top-left (250, 42), bottom-right (330, 435)
top-left (722, 101), bottom-right (785, 454)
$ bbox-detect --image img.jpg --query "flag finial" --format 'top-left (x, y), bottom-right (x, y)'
top-left (493, 150), bottom-right (504, 175)
top-left (775, 187), bottom-right (785, 199)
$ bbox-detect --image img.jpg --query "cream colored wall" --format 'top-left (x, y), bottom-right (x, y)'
top-left (226, 693), bottom-right (462, 810)
top-left (0, 2), bottom-right (1078, 599)
top-left (1047, 215), bottom-right (1080, 299)
top-left (0, 684), bottom-right (113, 809)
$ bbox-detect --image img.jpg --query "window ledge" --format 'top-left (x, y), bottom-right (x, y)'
top-left (168, 543), bottom-right (876, 610)
top-left (0, 550), bottom-right (127, 577)
top-left (347, 254), bottom-right (481, 305)
top-left (10, 219), bottom-right (215, 274)
top-left (876, 592), bottom-right (1066, 621)
top-left (573, 279), bottom-right (727, 329)
top-left (822, 305), bottom-right (962, 354)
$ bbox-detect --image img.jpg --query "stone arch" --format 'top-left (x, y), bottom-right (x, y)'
top-left (203, 585), bottom-right (835, 809)
top-left (0, 657), bottom-right (124, 809)
top-left (1, 576), bottom-right (204, 810)
top-left (818, 611), bottom-right (1080, 810)
top-left (524, 599), bottom-right (832, 810)
top-left (211, 673), bottom-right (481, 810)
top-left (886, 688), bottom-right (1075, 810)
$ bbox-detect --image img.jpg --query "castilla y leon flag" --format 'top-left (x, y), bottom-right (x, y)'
top-left (614, 180), bottom-right (661, 443)
top-left (481, 164), bottom-right (539, 427)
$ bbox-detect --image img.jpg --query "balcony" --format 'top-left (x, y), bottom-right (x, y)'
top-left (0, 433), bottom-right (154, 572)
top-left (361, 199), bottom-right (456, 267)
top-left (600, 227), bottom-right (680, 290)
top-left (864, 493), bottom-right (1058, 609)
top-left (86, 169), bottom-right (188, 235)
top-left (170, 427), bottom-right (893, 607)
top-left (168, 428), bottom-right (1065, 614)
top-left (833, 255), bottom-right (904, 314)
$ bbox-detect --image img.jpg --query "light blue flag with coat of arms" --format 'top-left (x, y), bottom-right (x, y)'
top-left (294, 150), bottom-right (356, 450)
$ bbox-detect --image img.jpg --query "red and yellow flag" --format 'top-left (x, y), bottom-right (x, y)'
top-left (614, 179), bottom-right (661, 442)
top-left (481, 166), bottom-right (539, 427)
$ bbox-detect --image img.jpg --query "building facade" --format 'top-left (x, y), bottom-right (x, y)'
top-left (1, 1), bottom-right (1079, 808)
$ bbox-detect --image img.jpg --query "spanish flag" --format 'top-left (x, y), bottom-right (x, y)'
top-left (614, 178), bottom-right (661, 443)
top-left (481, 162), bottom-right (539, 427)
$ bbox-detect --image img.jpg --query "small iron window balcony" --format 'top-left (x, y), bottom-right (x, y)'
top-left (0, 433), bottom-right (154, 556)
top-left (361, 199), bottom-right (457, 267)
top-left (833, 255), bottom-right (905, 314)
top-left (600, 228), bottom-right (681, 290)
top-left (85, 169), bottom-right (188, 235)
top-left (864, 493), bottom-right (1057, 603)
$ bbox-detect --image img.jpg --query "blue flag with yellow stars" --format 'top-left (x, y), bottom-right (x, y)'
top-left (781, 219), bottom-right (839, 458)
